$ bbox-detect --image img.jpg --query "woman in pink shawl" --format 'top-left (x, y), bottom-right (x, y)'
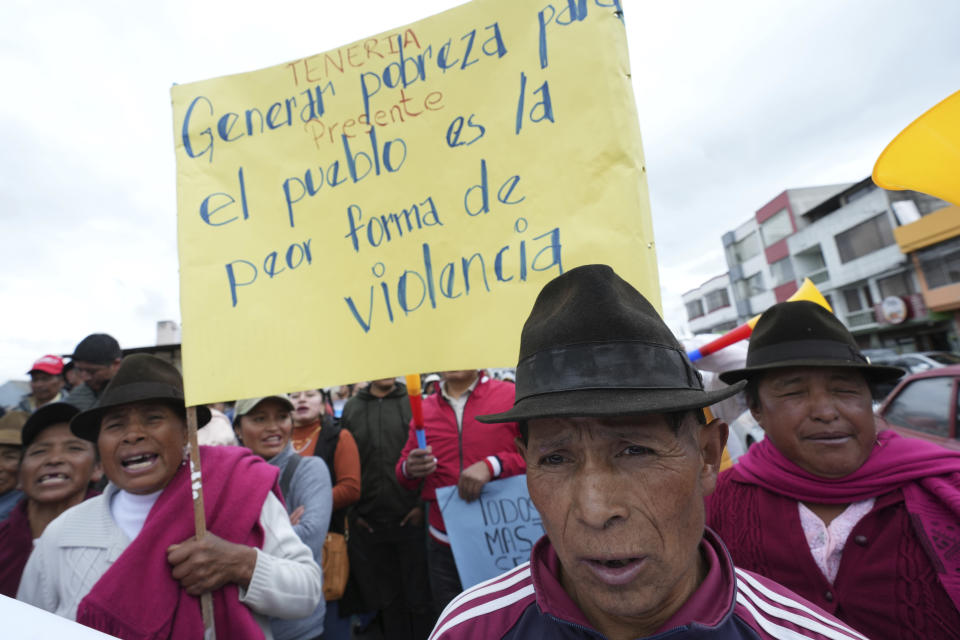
top-left (0, 403), bottom-right (100, 597)
top-left (707, 301), bottom-right (960, 639)
top-left (17, 354), bottom-right (324, 639)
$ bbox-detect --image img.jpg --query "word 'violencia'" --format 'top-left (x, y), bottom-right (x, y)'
top-left (344, 218), bottom-right (562, 333)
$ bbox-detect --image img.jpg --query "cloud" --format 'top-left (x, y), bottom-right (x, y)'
top-left (626, 0), bottom-right (960, 335)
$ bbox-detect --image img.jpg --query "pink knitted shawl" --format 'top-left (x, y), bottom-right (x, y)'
top-left (77, 446), bottom-right (280, 639)
top-left (735, 430), bottom-right (960, 610)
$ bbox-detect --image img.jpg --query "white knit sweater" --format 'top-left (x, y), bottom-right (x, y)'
top-left (17, 482), bottom-right (323, 638)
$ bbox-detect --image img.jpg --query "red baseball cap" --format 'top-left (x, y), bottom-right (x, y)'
top-left (29, 354), bottom-right (64, 376)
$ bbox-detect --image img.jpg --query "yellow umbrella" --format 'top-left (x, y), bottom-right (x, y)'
top-left (873, 89), bottom-right (960, 206)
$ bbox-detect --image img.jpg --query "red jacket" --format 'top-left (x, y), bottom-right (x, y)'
top-left (429, 530), bottom-right (863, 640)
top-left (395, 376), bottom-right (524, 539)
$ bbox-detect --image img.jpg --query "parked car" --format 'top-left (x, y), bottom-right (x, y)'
top-left (874, 351), bottom-right (960, 375)
top-left (876, 364), bottom-right (960, 451)
top-left (868, 351), bottom-right (959, 402)
top-left (725, 410), bottom-right (765, 462)
top-left (862, 348), bottom-right (899, 363)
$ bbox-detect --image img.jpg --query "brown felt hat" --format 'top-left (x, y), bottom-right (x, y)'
top-left (718, 301), bottom-right (905, 384)
top-left (0, 411), bottom-right (29, 447)
top-left (70, 354), bottom-right (210, 442)
top-left (477, 264), bottom-right (745, 423)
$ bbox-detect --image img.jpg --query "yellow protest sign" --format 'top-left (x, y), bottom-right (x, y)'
top-left (172, 0), bottom-right (657, 405)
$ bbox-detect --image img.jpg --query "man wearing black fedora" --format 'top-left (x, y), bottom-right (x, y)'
top-left (707, 300), bottom-right (960, 638)
top-left (428, 265), bottom-right (863, 640)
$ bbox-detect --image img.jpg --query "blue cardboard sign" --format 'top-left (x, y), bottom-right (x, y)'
top-left (436, 474), bottom-right (545, 589)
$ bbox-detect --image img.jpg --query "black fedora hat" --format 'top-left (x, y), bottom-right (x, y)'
top-left (718, 300), bottom-right (905, 384)
top-left (23, 402), bottom-right (81, 449)
top-left (477, 264), bottom-right (744, 423)
top-left (71, 354), bottom-right (211, 442)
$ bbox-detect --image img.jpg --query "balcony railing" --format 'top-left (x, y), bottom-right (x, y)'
top-left (802, 269), bottom-right (829, 285)
top-left (845, 310), bottom-right (876, 328)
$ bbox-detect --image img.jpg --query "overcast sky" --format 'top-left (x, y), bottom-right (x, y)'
top-left (2, 0), bottom-right (958, 384)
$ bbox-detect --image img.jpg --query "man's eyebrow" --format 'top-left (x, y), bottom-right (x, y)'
top-left (828, 372), bottom-right (861, 383)
top-left (609, 429), bottom-right (655, 440)
top-left (770, 375), bottom-right (806, 388)
top-left (535, 434), bottom-right (572, 451)
top-left (102, 407), bottom-right (134, 420)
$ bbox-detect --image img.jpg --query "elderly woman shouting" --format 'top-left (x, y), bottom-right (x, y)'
top-left (17, 355), bottom-right (323, 639)
top-left (707, 301), bottom-right (960, 639)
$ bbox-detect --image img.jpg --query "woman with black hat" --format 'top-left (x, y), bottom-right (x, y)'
top-left (17, 354), bottom-right (323, 639)
top-left (707, 300), bottom-right (960, 639)
top-left (0, 403), bottom-right (100, 597)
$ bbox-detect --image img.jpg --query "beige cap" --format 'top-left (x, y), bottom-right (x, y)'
top-left (232, 396), bottom-right (295, 426)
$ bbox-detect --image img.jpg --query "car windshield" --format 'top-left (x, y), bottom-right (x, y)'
top-left (928, 353), bottom-right (960, 365)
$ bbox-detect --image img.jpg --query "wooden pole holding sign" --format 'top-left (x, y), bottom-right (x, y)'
top-left (186, 406), bottom-right (216, 639)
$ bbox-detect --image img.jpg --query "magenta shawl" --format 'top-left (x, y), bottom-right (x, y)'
top-left (0, 488), bottom-right (100, 598)
top-left (77, 446), bottom-right (280, 639)
top-left (735, 430), bottom-right (960, 610)
top-left (0, 497), bottom-right (32, 598)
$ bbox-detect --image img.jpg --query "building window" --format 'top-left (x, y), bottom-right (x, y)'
top-left (685, 299), bottom-right (704, 320)
top-left (877, 272), bottom-right (915, 299)
top-left (843, 289), bottom-right (861, 312)
top-left (704, 289), bottom-right (731, 313)
top-left (834, 213), bottom-right (895, 264)
top-left (793, 246), bottom-right (829, 284)
top-left (842, 285), bottom-right (874, 311)
top-left (844, 183), bottom-right (874, 204)
top-left (842, 285), bottom-right (875, 327)
top-left (736, 272), bottom-right (765, 299)
top-left (770, 258), bottom-right (795, 287)
top-left (710, 320), bottom-right (739, 333)
top-left (760, 209), bottom-right (793, 246)
top-left (727, 232), bottom-right (761, 264)
top-left (917, 236), bottom-right (960, 289)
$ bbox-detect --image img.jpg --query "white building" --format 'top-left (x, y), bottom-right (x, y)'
top-left (697, 177), bottom-right (953, 352)
top-left (722, 184), bottom-right (852, 322)
top-left (786, 177), bottom-right (950, 350)
top-left (682, 273), bottom-right (739, 335)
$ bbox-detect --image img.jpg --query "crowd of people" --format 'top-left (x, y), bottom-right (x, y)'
top-left (0, 332), bottom-right (523, 639)
top-left (1, 264), bottom-right (959, 639)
